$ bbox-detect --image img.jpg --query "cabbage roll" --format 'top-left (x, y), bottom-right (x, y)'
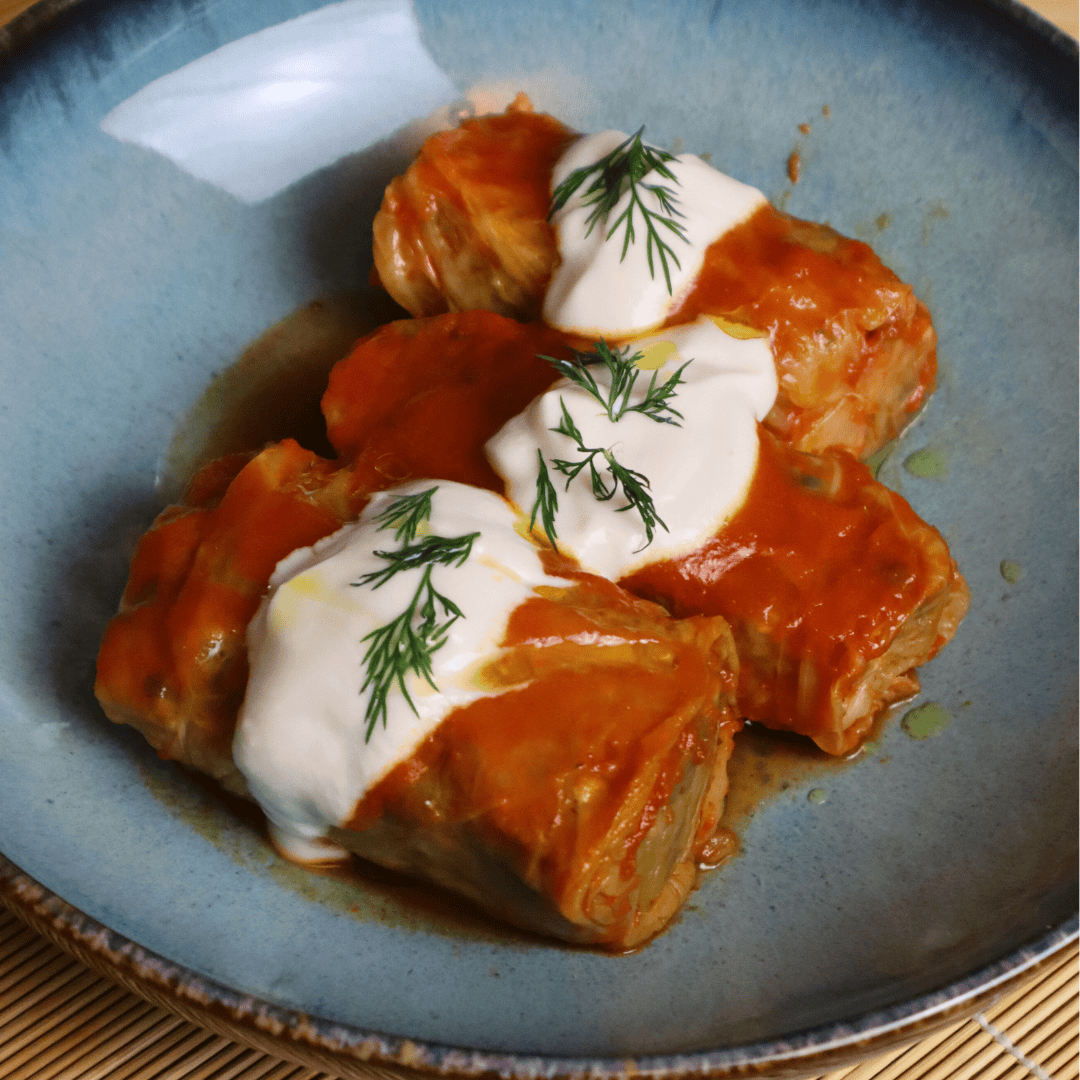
top-left (322, 308), bottom-right (570, 488)
top-left (372, 94), bottom-right (574, 322)
top-left (621, 430), bottom-right (970, 755)
top-left (98, 461), bottom-right (742, 950)
top-left (94, 441), bottom-right (367, 790)
top-left (371, 99), bottom-right (936, 458)
top-left (337, 572), bottom-right (741, 950)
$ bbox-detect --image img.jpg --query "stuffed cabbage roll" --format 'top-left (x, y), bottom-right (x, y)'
top-left (621, 430), bottom-right (970, 756)
top-left (664, 212), bottom-right (937, 458)
top-left (234, 482), bottom-right (742, 950)
top-left (336, 572), bottom-right (741, 950)
top-left (94, 441), bottom-right (367, 791)
top-left (371, 98), bottom-right (936, 458)
top-left (100, 468), bottom-right (743, 949)
top-left (322, 308), bottom-right (571, 488)
top-left (372, 94), bottom-right (574, 322)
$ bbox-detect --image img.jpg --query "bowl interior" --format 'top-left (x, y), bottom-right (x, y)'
top-left (0, 0), bottom-right (1076, 1062)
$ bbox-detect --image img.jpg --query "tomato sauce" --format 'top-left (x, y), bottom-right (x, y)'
top-left (323, 309), bottom-right (572, 491)
top-left (410, 105), bottom-right (572, 224)
top-left (373, 101), bottom-right (574, 320)
top-left (95, 440), bottom-right (367, 766)
top-left (668, 206), bottom-right (902, 358)
top-left (666, 205), bottom-right (937, 452)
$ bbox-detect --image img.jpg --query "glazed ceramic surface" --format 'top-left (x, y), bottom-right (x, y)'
top-left (0, 0), bottom-right (1076, 1068)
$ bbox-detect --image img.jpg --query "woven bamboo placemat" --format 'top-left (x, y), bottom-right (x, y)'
top-left (1, 0), bottom-right (1076, 1076)
top-left (0, 900), bottom-right (1076, 1080)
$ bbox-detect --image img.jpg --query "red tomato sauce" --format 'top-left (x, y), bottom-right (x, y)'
top-left (668, 205), bottom-right (903, 355)
top-left (405, 106), bottom-right (573, 226)
top-left (323, 309), bottom-right (573, 491)
top-left (665, 204), bottom-right (937, 451)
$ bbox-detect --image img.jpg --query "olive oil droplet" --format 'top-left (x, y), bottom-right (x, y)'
top-left (903, 447), bottom-right (947, 480)
top-left (901, 702), bottom-right (951, 740)
top-left (1000, 560), bottom-right (1021, 584)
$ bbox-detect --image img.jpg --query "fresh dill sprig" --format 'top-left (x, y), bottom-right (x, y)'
top-left (530, 449), bottom-right (559, 550)
top-left (356, 533), bottom-right (478, 591)
top-left (355, 565), bottom-right (464, 741)
top-left (538, 340), bottom-right (690, 427)
top-left (549, 127), bottom-right (689, 292)
top-left (370, 485), bottom-right (437, 544)
top-left (530, 399), bottom-right (668, 553)
top-left (351, 488), bottom-right (479, 740)
top-left (527, 342), bottom-right (690, 551)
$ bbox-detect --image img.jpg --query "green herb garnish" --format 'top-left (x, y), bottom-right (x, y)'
top-left (538, 340), bottom-right (690, 426)
top-left (352, 488), bottom-right (479, 740)
top-left (370, 485), bottom-right (438, 544)
top-left (529, 449), bottom-right (560, 548)
top-left (529, 340), bottom-right (691, 552)
top-left (549, 127), bottom-right (688, 292)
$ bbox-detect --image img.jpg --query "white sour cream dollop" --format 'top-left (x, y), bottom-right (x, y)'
top-left (543, 131), bottom-right (767, 337)
top-left (486, 317), bottom-right (777, 581)
top-left (233, 481), bottom-right (568, 862)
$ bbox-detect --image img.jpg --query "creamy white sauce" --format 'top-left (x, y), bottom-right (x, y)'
top-left (486, 317), bottom-right (777, 581)
top-left (543, 131), bottom-right (767, 337)
top-left (233, 481), bottom-right (569, 862)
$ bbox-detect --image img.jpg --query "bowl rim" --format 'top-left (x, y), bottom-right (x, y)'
top-left (2, 852), bottom-right (1077, 1077)
top-left (1, 0), bottom-right (1076, 1075)
top-left (2, 0), bottom-right (1077, 63)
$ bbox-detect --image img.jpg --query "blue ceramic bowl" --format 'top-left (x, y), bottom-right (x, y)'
top-left (0, 0), bottom-right (1076, 1073)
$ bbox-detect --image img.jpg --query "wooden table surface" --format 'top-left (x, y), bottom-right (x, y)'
top-left (1, 1), bottom-right (1076, 1077)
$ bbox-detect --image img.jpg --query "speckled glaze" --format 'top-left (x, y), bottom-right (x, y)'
top-left (0, 0), bottom-right (1076, 1074)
